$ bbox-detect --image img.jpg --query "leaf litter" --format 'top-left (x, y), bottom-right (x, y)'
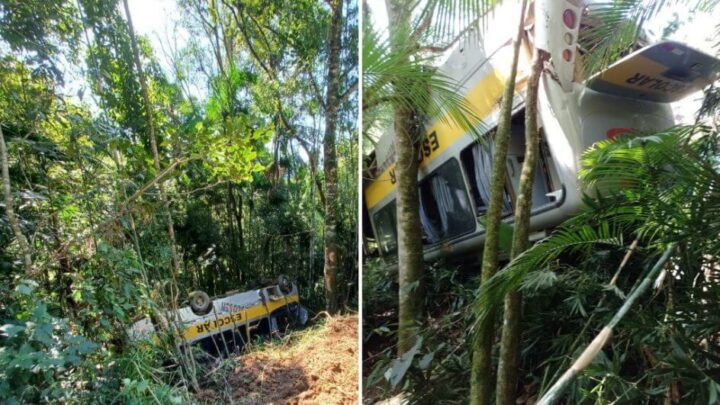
top-left (196, 314), bottom-right (358, 404)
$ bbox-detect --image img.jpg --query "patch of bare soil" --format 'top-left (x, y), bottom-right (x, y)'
top-left (196, 314), bottom-right (358, 404)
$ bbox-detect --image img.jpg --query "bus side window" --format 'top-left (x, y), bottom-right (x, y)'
top-left (460, 142), bottom-right (512, 216)
top-left (419, 182), bottom-right (443, 244)
top-left (418, 159), bottom-right (475, 245)
top-left (372, 200), bottom-right (398, 255)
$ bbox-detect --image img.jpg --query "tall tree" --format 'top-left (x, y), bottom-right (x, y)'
top-left (122, 0), bottom-right (182, 279)
top-left (496, 47), bottom-right (548, 405)
top-left (471, 2), bottom-right (527, 404)
top-left (0, 124), bottom-right (33, 275)
top-left (384, 0), bottom-right (425, 354)
top-left (323, 0), bottom-right (344, 314)
top-left (364, 0), bottom-right (489, 354)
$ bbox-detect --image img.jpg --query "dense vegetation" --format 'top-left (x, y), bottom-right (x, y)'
top-left (365, 114), bottom-right (720, 404)
top-left (362, 0), bottom-right (720, 404)
top-left (0, 0), bottom-right (357, 402)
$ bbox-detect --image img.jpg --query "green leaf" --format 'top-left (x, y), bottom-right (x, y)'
top-left (31, 322), bottom-right (54, 347)
top-left (418, 351), bottom-right (434, 370)
top-left (76, 341), bottom-right (98, 355)
top-left (384, 336), bottom-right (423, 388)
top-left (0, 324), bottom-right (25, 338)
top-left (15, 280), bottom-right (38, 295)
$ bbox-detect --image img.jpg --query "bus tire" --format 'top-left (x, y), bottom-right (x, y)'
top-left (277, 274), bottom-right (292, 294)
top-left (189, 290), bottom-right (212, 315)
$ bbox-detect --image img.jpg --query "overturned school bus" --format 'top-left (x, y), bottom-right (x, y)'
top-left (128, 276), bottom-right (309, 357)
top-left (363, 0), bottom-right (720, 263)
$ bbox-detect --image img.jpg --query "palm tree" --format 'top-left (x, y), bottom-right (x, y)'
top-left (363, 0), bottom-right (489, 354)
top-left (323, 0), bottom-right (344, 314)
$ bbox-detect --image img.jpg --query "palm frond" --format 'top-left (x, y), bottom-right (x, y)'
top-left (362, 21), bottom-right (485, 137)
top-left (579, 0), bottom-right (718, 76)
top-left (413, 0), bottom-right (502, 45)
top-left (473, 123), bottom-right (720, 343)
top-left (472, 222), bottom-right (626, 341)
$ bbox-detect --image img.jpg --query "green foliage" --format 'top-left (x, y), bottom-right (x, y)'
top-left (72, 243), bottom-right (149, 340)
top-left (473, 123), bottom-right (720, 402)
top-left (1, 0), bottom-right (357, 401)
top-left (0, 280), bottom-right (98, 403)
top-left (362, 21), bottom-right (484, 140)
top-left (364, 262), bottom-right (477, 403)
top-left (578, 0), bottom-right (719, 76)
top-left (0, 0), bottom-right (81, 81)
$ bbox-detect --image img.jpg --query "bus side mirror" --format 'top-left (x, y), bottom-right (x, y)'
top-left (535, 0), bottom-right (583, 92)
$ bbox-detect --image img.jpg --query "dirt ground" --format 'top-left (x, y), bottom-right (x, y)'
top-left (196, 314), bottom-right (358, 404)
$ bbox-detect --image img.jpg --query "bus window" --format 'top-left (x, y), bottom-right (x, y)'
top-left (460, 141), bottom-right (512, 216)
top-left (419, 185), bottom-right (443, 244)
top-left (418, 159), bottom-right (475, 244)
top-left (506, 125), bottom-right (554, 210)
top-left (373, 200), bottom-right (397, 255)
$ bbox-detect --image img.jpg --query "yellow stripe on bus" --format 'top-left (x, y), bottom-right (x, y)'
top-left (365, 68), bottom-right (522, 209)
top-left (182, 294), bottom-right (299, 341)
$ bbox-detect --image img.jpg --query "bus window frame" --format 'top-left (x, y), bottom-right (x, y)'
top-left (371, 199), bottom-right (398, 256)
top-left (418, 157), bottom-right (477, 247)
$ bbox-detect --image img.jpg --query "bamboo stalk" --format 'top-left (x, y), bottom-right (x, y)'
top-left (541, 236), bottom-right (641, 394)
top-left (536, 244), bottom-right (676, 405)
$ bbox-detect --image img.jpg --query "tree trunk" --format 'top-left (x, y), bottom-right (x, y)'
top-left (226, 182), bottom-right (240, 281)
top-left (496, 48), bottom-right (547, 405)
top-left (231, 185), bottom-right (244, 253)
top-left (122, 0), bottom-right (182, 280)
top-left (322, 0), bottom-right (343, 315)
top-left (385, 0), bottom-right (425, 355)
top-left (471, 1), bottom-right (527, 403)
top-left (0, 124), bottom-right (33, 276)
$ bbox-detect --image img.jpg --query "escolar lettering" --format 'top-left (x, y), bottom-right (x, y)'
top-left (417, 131), bottom-right (440, 163)
top-left (625, 73), bottom-right (688, 93)
top-left (192, 311), bottom-right (244, 335)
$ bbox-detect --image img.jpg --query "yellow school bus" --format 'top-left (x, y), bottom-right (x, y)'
top-left (364, 0), bottom-right (720, 262)
top-left (129, 277), bottom-right (309, 357)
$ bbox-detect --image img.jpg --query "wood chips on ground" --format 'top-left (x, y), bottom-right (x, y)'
top-left (196, 314), bottom-right (358, 404)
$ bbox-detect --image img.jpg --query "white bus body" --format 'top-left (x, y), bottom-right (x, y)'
top-left (364, 1), bottom-right (719, 263)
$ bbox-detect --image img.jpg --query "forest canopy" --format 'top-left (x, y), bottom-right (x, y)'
top-left (0, 0), bottom-right (357, 402)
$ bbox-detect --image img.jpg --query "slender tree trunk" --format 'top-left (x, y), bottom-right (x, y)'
top-left (496, 48), bottom-right (547, 405)
top-left (226, 182), bottom-right (240, 281)
top-left (385, 0), bottom-right (425, 354)
top-left (471, 1), bottom-right (527, 403)
top-left (393, 105), bottom-right (425, 355)
top-left (229, 184), bottom-right (244, 254)
top-left (235, 188), bottom-right (244, 252)
top-left (323, 0), bottom-right (343, 314)
top-left (0, 124), bottom-right (33, 276)
top-left (122, 0), bottom-right (182, 279)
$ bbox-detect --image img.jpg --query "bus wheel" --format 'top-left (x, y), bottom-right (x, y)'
top-left (277, 274), bottom-right (292, 294)
top-left (189, 290), bottom-right (212, 315)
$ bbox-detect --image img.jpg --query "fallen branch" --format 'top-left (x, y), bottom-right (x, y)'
top-left (537, 244), bottom-right (676, 405)
top-left (312, 311), bottom-right (333, 321)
